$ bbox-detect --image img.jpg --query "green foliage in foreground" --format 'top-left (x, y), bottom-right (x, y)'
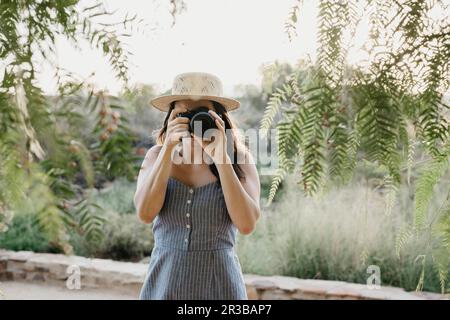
top-left (262, 0), bottom-right (450, 292)
top-left (0, 0), bottom-right (147, 253)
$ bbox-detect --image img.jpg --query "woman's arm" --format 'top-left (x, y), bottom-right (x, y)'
top-left (216, 151), bottom-right (261, 235)
top-left (134, 106), bottom-right (190, 224)
top-left (133, 144), bottom-right (171, 224)
top-left (193, 109), bottom-right (261, 235)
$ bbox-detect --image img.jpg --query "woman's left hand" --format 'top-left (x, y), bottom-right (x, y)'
top-left (192, 110), bottom-right (231, 165)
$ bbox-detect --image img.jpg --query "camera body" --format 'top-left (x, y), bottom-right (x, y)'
top-left (176, 106), bottom-right (218, 138)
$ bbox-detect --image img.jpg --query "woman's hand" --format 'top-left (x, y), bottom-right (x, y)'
top-left (192, 110), bottom-right (231, 165)
top-left (163, 106), bottom-right (191, 152)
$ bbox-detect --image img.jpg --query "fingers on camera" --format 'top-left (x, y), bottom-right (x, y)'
top-left (174, 131), bottom-right (191, 142)
top-left (169, 107), bottom-right (188, 121)
top-left (173, 123), bottom-right (189, 132)
top-left (168, 118), bottom-right (189, 130)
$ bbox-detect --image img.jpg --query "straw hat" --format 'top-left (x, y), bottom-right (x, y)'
top-left (149, 72), bottom-right (240, 112)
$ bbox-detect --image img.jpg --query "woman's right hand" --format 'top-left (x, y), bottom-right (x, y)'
top-left (163, 106), bottom-right (191, 151)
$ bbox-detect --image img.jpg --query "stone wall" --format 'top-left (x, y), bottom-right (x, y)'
top-left (0, 249), bottom-right (446, 300)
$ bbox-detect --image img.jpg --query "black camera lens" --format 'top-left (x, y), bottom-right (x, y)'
top-left (177, 106), bottom-right (217, 138)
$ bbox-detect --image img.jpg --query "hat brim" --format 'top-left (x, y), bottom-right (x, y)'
top-left (150, 94), bottom-right (240, 112)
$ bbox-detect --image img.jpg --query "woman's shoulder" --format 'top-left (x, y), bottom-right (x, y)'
top-left (140, 145), bottom-right (163, 169)
top-left (146, 144), bottom-right (163, 156)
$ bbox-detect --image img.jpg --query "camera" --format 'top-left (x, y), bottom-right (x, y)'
top-left (176, 106), bottom-right (219, 139)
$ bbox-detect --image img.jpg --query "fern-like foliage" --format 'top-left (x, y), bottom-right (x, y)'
top-left (433, 195), bottom-right (450, 293)
top-left (0, 1), bottom-right (164, 253)
top-left (284, 0), bottom-right (303, 42)
top-left (0, 131), bottom-right (24, 233)
top-left (413, 153), bottom-right (449, 231)
top-left (0, 130), bottom-right (70, 252)
top-left (260, 83), bottom-right (294, 136)
top-left (317, 0), bottom-right (354, 86)
top-left (64, 197), bottom-right (106, 243)
top-left (395, 144), bottom-right (449, 293)
top-left (395, 224), bottom-right (414, 258)
top-left (264, 0), bottom-right (450, 290)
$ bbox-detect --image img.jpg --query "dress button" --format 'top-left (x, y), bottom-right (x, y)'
top-left (184, 238), bottom-right (188, 242)
top-left (189, 188), bottom-right (194, 194)
top-left (186, 213), bottom-right (190, 217)
top-left (186, 224), bottom-right (190, 229)
top-left (187, 199), bottom-right (191, 204)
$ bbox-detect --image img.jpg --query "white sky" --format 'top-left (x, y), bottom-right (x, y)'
top-left (10, 0), bottom-right (450, 98)
top-left (37, 0), bottom-right (319, 95)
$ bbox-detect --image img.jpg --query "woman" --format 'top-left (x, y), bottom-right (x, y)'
top-left (134, 72), bottom-right (261, 300)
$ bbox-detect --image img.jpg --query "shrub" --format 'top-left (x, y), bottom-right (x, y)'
top-left (0, 213), bottom-right (60, 253)
top-left (0, 178), bottom-right (153, 262)
top-left (69, 212), bottom-right (153, 262)
top-left (96, 213), bottom-right (153, 261)
top-left (90, 177), bottom-right (137, 216)
top-left (236, 175), bottom-right (448, 293)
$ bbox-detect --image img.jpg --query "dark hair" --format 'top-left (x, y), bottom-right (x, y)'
top-left (155, 100), bottom-right (247, 182)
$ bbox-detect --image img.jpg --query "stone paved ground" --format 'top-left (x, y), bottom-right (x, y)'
top-left (0, 281), bottom-right (137, 300)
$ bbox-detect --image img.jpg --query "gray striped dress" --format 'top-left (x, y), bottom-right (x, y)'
top-left (139, 176), bottom-right (248, 300)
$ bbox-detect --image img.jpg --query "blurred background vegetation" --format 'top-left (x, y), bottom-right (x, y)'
top-left (0, 0), bottom-right (448, 294)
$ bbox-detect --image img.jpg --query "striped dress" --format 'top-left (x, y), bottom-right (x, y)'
top-left (139, 176), bottom-right (248, 300)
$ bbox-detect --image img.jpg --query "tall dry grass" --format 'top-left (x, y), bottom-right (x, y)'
top-left (236, 175), bottom-right (447, 292)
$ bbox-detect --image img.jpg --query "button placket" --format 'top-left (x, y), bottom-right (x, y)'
top-left (186, 188), bottom-right (193, 218)
top-left (184, 188), bottom-right (193, 248)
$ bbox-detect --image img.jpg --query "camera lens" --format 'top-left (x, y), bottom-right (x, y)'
top-left (189, 107), bottom-right (217, 138)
